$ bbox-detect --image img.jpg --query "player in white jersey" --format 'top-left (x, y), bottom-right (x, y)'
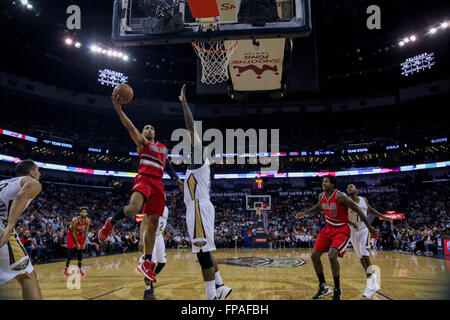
top-left (139, 206), bottom-right (169, 299)
top-left (346, 184), bottom-right (393, 299)
top-left (179, 84), bottom-right (232, 300)
top-left (0, 160), bottom-right (43, 299)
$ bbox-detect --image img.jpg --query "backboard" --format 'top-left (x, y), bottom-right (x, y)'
top-left (246, 195), bottom-right (271, 211)
top-left (112, 0), bottom-right (311, 46)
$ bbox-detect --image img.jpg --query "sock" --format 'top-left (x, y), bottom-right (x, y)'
top-left (78, 262), bottom-right (82, 268)
top-left (215, 271), bottom-right (223, 287)
top-left (204, 280), bottom-right (216, 300)
top-left (110, 206), bottom-right (126, 225)
top-left (66, 261), bottom-right (70, 268)
top-left (333, 276), bottom-right (340, 289)
top-left (317, 273), bottom-right (326, 285)
top-left (144, 254), bottom-right (152, 262)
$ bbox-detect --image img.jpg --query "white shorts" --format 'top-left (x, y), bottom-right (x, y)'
top-left (0, 230), bottom-right (34, 285)
top-left (151, 233), bottom-right (166, 264)
top-left (350, 227), bottom-right (370, 259)
top-left (186, 199), bottom-right (216, 253)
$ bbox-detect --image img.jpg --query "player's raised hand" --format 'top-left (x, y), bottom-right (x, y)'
top-left (111, 92), bottom-right (122, 110)
top-left (178, 84), bottom-right (187, 103)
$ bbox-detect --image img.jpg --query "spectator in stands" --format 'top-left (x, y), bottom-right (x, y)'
top-left (20, 230), bottom-right (34, 258)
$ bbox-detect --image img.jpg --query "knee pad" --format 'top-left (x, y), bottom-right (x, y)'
top-left (196, 251), bottom-right (213, 269)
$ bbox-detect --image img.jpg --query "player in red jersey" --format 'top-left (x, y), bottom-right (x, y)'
top-left (64, 207), bottom-right (90, 276)
top-left (296, 175), bottom-right (378, 300)
top-left (98, 91), bottom-right (183, 285)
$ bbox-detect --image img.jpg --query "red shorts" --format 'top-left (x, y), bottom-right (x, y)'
top-left (67, 231), bottom-right (84, 250)
top-left (313, 224), bottom-right (351, 257)
top-left (131, 174), bottom-right (165, 216)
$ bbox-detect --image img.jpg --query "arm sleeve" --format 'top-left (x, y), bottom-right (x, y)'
top-left (165, 159), bottom-right (179, 181)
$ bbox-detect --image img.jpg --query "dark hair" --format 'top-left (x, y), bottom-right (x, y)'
top-left (323, 175), bottom-right (337, 188)
top-left (79, 206), bottom-right (88, 213)
top-left (15, 159), bottom-right (37, 177)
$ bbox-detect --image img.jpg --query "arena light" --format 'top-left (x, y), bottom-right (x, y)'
top-left (65, 38), bottom-right (73, 45)
top-left (122, 55), bottom-right (129, 61)
top-left (403, 37), bottom-right (410, 43)
top-left (441, 22), bottom-right (448, 29)
top-left (401, 52), bottom-right (436, 77)
top-left (398, 41), bottom-right (405, 47)
top-left (75, 42), bottom-right (82, 48)
top-left (98, 69), bottom-right (128, 87)
top-left (429, 27), bottom-right (437, 34)
top-left (410, 35), bottom-right (416, 42)
top-left (20, 0), bottom-right (28, 5)
top-left (90, 45), bottom-right (97, 52)
top-left (26, 3), bottom-right (33, 10)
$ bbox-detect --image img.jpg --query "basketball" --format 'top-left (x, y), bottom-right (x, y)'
top-left (113, 83), bottom-right (134, 104)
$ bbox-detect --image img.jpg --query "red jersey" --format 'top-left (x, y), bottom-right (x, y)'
top-left (321, 189), bottom-right (348, 227)
top-left (68, 216), bottom-right (88, 236)
top-left (138, 141), bottom-right (168, 178)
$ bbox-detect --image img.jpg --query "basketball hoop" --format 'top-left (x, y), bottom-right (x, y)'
top-left (255, 202), bottom-right (263, 218)
top-left (192, 40), bottom-right (238, 85)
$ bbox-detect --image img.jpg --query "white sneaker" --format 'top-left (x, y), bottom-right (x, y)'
top-left (216, 284), bottom-right (232, 300)
top-left (363, 274), bottom-right (379, 298)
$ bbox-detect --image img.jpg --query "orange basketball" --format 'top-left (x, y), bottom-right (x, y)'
top-left (113, 83), bottom-right (134, 104)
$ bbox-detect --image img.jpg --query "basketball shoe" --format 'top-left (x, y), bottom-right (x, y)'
top-left (78, 267), bottom-right (85, 276)
top-left (98, 217), bottom-right (113, 243)
top-left (312, 283), bottom-right (332, 299)
top-left (143, 286), bottom-right (156, 300)
top-left (137, 260), bottom-right (157, 282)
top-left (363, 273), bottom-right (379, 299)
top-left (216, 284), bottom-right (232, 300)
top-left (332, 288), bottom-right (342, 300)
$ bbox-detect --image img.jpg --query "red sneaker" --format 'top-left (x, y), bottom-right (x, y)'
top-left (64, 267), bottom-right (69, 276)
top-left (137, 261), bottom-right (156, 282)
top-left (78, 268), bottom-right (85, 276)
top-left (98, 217), bottom-right (113, 243)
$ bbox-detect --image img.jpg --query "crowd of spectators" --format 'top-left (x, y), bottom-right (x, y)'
top-left (1, 91), bottom-right (448, 173)
top-left (10, 170), bottom-right (448, 265)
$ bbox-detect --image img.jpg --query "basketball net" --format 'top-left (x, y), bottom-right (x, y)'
top-left (255, 205), bottom-right (263, 218)
top-left (192, 40), bottom-right (238, 85)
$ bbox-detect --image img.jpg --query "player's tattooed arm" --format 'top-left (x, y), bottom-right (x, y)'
top-left (111, 91), bottom-right (147, 149)
top-left (179, 84), bottom-right (201, 147)
top-left (296, 192), bottom-right (323, 218)
top-left (338, 193), bottom-right (379, 236)
top-left (0, 178), bottom-right (42, 248)
top-left (364, 197), bottom-right (393, 224)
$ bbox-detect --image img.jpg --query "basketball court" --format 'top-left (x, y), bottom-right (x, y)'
top-left (1, 249), bottom-right (448, 300)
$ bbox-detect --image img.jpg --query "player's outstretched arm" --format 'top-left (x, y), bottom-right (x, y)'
top-left (111, 92), bottom-right (147, 148)
top-left (0, 178), bottom-right (42, 248)
top-left (364, 197), bottom-right (393, 224)
top-left (296, 193), bottom-right (323, 218)
top-left (338, 193), bottom-right (379, 236)
top-left (179, 84), bottom-right (201, 147)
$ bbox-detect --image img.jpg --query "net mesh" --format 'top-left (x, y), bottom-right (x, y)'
top-left (192, 40), bottom-right (238, 85)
